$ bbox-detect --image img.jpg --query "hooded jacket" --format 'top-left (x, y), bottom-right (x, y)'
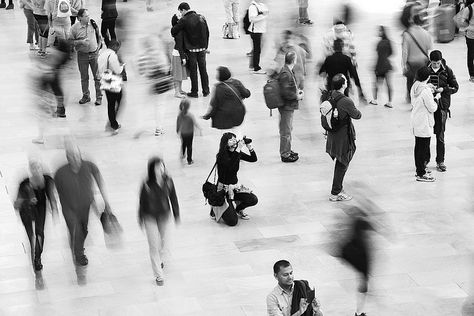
top-left (427, 59), bottom-right (458, 111)
top-left (410, 81), bottom-right (438, 137)
top-left (170, 11), bottom-right (209, 51)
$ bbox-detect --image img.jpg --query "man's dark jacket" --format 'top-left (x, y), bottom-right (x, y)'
top-left (319, 51), bottom-right (361, 90)
top-left (278, 65), bottom-right (299, 111)
top-left (427, 59), bottom-right (458, 111)
top-left (171, 11), bottom-right (209, 51)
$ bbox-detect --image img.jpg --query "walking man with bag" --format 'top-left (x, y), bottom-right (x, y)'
top-left (278, 51), bottom-right (303, 163)
top-left (70, 8), bottom-right (103, 106)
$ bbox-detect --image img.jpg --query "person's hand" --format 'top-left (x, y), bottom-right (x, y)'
top-left (201, 115), bottom-right (210, 120)
top-left (436, 87), bottom-right (444, 93)
top-left (435, 93), bottom-right (441, 100)
top-left (311, 298), bottom-right (321, 310)
top-left (237, 140), bottom-right (244, 151)
top-left (182, 59), bottom-right (186, 66)
top-left (206, 49), bottom-right (211, 54)
top-left (30, 197), bottom-right (38, 205)
top-left (246, 143), bottom-right (253, 151)
top-left (298, 298), bottom-right (309, 315)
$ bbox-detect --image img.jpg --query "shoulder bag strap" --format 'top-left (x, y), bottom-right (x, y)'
top-left (405, 31), bottom-right (429, 59)
top-left (205, 161), bottom-right (218, 182)
top-left (222, 82), bottom-right (243, 105)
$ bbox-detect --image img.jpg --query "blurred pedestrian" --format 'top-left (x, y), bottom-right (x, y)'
top-left (32, 0), bottom-right (49, 56)
top-left (70, 0), bottom-right (83, 25)
top-left (14, 157), bottom-right (58, 272)
top-left (427, 50), bottom-right (458, 172)
top-left (69, 8), bottom-right (103, 106)
top-left (410, 66), bottom-right (438, 182)
top-left (247, 0), bottom-right (269, 74)
top-left (138, 157), bottom-right (180, 286)
top-left (202, 66), bottom-right (250, 130)
top-left (370, 26), bottom-right (393, 108)
top-left (45, 0), bottom-right (72, 44)
top-left (223, 0), bottom-right (240, 38)
top-left (461, 0), bottom-right (474, 82)
top-left (401, 8), bottom-right (432, 103)
top-left (326, 74), bottom-right (361, 201)
top-left (98, 39), bottom-right (124, 135)
top-left (177, 98), bottom-right (200, 165)
top-left (101, 0), bottom-right (117, 47)
top-left (322, 20), bottom-right (356, 61)
top-left (20, 0), bottom-right (39, 51)
top-left (171, 2), bottom-right (210, 98)
top-left (54, 140), bottom-right (114, 266)
top-left (298, 0), bottom-right (313, 25)
top-left (274, 30), bottom-right (308, 89)
top-left (171, 13), bottom-right (188, 98)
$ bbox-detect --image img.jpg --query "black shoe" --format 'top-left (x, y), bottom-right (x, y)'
top-left (94, 98), bottom-right (102, 106)
top-left (76, 255), bottom-right (88, 266)
top-left (0, 2), bottom-right (6, 8)
top-left (281, 155), bottom-right (299, 163)
top-left (56, 107), bottom-right (66, 118)
top-left (203, 91), bottom-right (210, 97)
top-left (34, 258), bottom-right (43, 271)
top-left (79, 96), bottom-right (91, 104)
top-left (290, 151), bottom-right (298, 157)
top-left (5, 2), bottom-right (13, 9)
top-left (187, 160), bottom-right (194, 165)
top-left (187, 92), bottom-right (198, 98)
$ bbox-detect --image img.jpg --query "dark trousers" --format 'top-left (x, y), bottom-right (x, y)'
top-left (414, 137), bottom-right (431, 177)
top-left (23, 9), bottom-right (39, 44)
top-left (434, 109), bottom-right (447, 164)
top-left (250, 32), bottom-right (262, 71)
top-left (331, 159), bottom-right (348, 195)
top-left (105, 90), bottom-right (122, 129)
top-left (180, 133), bottom-right (193, 163)
top-left (20, 208), bottom-right (46, 260)
top-left (77, 51), bottom-right (101, 99)
top-left (187, 50), bottom-right (209, 94)
top-left (466, 37), bottom-right (474, 77)
top-left (101, 18), bottom-right (117, 47)
top-left (221, 192), bottom-right (258, 226)
top-left (63, 206), bottom-right (90, 259)
top-left (40, 72), bottom-right (64, 108)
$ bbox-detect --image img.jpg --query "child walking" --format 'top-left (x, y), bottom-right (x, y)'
top-left (176, 98), bottom-right (200, 165)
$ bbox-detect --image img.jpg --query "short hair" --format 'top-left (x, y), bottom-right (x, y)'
top-left (416, 66), bottom-right (430, 82)
top-left (332, 73), bottom-right (347, 90)
top-left (178, 2), bottom-right (190, 11)
top-left (217, 66), bottom-right (231, 82)
top-left (429, 50), bottom-right (442, 61)
top-left (333, 38), bottom-right (344, 52)
top-left (284, 51), bottom-right (296, 65)
top-left (78, 8), bottom-right (87, 17)
top-left (273, 260), bottom-right (291, 274)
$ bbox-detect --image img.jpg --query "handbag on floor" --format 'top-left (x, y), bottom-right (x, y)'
top-left (202, 161), bottom-right (225, 207)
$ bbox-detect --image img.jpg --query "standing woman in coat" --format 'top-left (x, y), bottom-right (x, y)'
top-left (370, 25), bottom-right (393, 108)
top-left (410, 66), bottom-right (439, 182)
top-left (202, 66), bottom-right (250, 130)
top-left (138, 157), bottom-right (180, 286)
top-left (14, 157), bottom-right (58, 272)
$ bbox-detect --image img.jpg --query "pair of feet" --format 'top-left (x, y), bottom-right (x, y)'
top-left (250, 68), bottom-right (266, 75)
top-left (79, 96), bottom-right (102, 106)
top-left (281, 151), bottom-right (299, 163)
top-left (174, 90), bottom-right (187, 98)
top-left (416, 163), bottom-right (446, 182)
top-left (329, 190), bottom-right (352, 202)
top-left (181, 155), bottom-right (194, 165)
top-left (155, 262), bottom-right (165, 286)
top-left (186, 91), bottom-right (210, 98)
top-left (469, 77), bottom-right (474, 83)
top-left (209, 208), bottom-right (250, 221)
top-left (0, 2), bottom-right (14, 9)
top-left (299, 19), bottom-right (314, 25)
top-left (369, 100), bottom-right (392, 108)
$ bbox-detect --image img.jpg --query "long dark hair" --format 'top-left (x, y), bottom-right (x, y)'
top-left (217, 132), bottom-right (236, 159)
top-left (146, 156), bottom-right (168, 185)
top-left (379, 25), bottom-right (389, 41)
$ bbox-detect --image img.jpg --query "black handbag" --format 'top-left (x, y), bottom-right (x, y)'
top-left (202, 162), bottom-right (225, 207)
top-left (100, 209), bottom-right (123, 248)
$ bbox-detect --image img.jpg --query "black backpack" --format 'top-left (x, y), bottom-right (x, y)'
top-left (319, 90), bottom-right (346, 132)
top-left (243, 4), bottom-right (261, 34)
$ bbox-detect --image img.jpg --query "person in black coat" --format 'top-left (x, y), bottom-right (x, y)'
top-left (101, 0), bottom-right (118, 47)
top-left (370, 25), bottom-right (393, 108)
top-left (202, 66), bottom-right (250, 129)
top-left (319, 38), bottom-right (364, 100)
top-left (213, 132), bottom-right (258, 226)
top-left (171, 2), bottom-right (210, 98)
top-left (427, 50), bottom-right (458, 172)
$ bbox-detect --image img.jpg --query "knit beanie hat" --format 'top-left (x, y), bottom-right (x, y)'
top-left (217, 66), bottom-right (231, 82)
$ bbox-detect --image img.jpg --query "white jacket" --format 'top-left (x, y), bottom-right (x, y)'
top-left (410, 81), bottom-right (437, 137)
top-left (248, 1), bottom-right (268, 34)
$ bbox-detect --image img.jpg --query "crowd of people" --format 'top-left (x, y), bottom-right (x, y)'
top-left (4, 0), bottom-right (474, 315)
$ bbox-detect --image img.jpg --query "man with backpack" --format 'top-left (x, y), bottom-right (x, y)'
top-left (278, 51), bottom-right (303, 163)
top-left (427, 50), bottom-right (458, 172)
top-left (171, 2), bottom-right (210, 98)
top-left (324, 74), bottom-right (361, 202)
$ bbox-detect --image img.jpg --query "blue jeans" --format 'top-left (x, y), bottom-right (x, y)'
top-left (278, 109), bottom-right (294, 157)
top-left (77, 51), bottom-right (102, 99)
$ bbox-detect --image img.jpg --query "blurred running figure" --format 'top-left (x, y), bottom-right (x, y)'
top-left (370, 26), bottom-right (393, 108)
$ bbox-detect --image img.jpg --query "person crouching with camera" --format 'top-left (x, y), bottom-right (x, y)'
top-left (213, 132), bottom-right (258, 226)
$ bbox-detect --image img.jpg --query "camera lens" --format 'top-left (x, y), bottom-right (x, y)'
top-left (243, 136), bottom-right (252, 144)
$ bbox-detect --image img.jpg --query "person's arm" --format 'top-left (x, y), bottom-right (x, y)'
top-left (279, 71), bottom-right (298, 101)
top-left (239, 145), bottom-right (257, 162)
top-left (13, 181), bottom-right (29, 211)
top-left (202, 87), bottom-right (219, 119)
top-left (446, 67), bottom-right (459, 95)
top-left (266, 293), bottom-right (285, 316)
top-left (171, 16), bottom-right (186, 37)
top-left (348, 57), bottom-right (362, 88)
top-left (45, 176), bottom-right (59, 219)
top-left (109, 52), bottom-right (124, 74)
top-left (89, 162), bottom-right (113, 213)
top-left (235, 80), bottom-right (251, 99)
top-left (249, 4), bottom-right (266, 23)
top-left (401, 32), bottom-right (408, 69)
top-left (137, 184), bottom-right (147, 227)
top-left (167, 178), bottom-right (180, 223)
top-left (387, 40), bottom-right (393, 58)
top-left (343, 98), bottom-right (362, 120)
top-left (423, 90), bottom-right (438, 113)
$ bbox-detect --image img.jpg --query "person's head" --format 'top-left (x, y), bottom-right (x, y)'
top-left (179, 98), bottom-right (190, 114)
top-left (282, 30), bottom-right (293, 45)
top-left (147, 157), bottom-right (167, 184)
top-left (64, 139), bottom-right (82, 173)
top-left (273, 260), bottom-right (294, 288)
top-left (332, 73), bottom-right (348, 91)
top-left (284, 51), bottom-right (297, 67)
top-left (429, 50), bottom-right (443, 70)
top-left (177, 2), bottom-right (190, 14)
top-left (333, 38), bottom-right (344, 53)
top-left (333, 18), bottom-right (344, 26)
top-left (378, 25), bottom-right (388, 40)
top-left (77, 8), bottom-right (90, 25)
top-left (108, 39), bottom-right (121, 52)
top-left (416, 66), bottom-right (430, 83)
top-left (216, 66), bottom-right (231, 82)
top-left (28, 157), bottom-right (44, 182)
top-left (218, 132), bottom-right (238, 156)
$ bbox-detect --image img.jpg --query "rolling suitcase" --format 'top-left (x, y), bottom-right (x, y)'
top-left (435, 4), bottom-right (456, 43)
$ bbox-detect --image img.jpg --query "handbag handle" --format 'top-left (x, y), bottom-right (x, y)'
top-left (404, 31), bottom-right (429, 59)
top-left (222, 81), bottom-right (244, 105)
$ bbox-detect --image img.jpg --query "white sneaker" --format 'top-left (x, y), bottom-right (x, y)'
top-left (416, 174), bottom-right (435, 182)
top-left (369, 100), bottom-right (378, 105)
top-left (253, 69), bottom-right (267, 75)
top-left (329, 191), bottom-right (352, 202)
top-left (154, 128), bottom-right (165, 136)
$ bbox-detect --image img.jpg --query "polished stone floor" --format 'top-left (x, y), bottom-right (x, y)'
top-left (1, 0), bottom-right (474, 315)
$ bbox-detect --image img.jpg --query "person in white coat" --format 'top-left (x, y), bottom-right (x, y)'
top-left (248, 0), bottom-right (269, 74)
top-left (410, 66), bottom-right (439, 182)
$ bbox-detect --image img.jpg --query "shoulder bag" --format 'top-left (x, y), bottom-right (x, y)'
top-left (403, 31), bottom-right (429, 77)
top-left (202, 162), bottom-right (225, 207)
top-left (222, 81), bottom-right (246, 127)
top-left (100, 52), bottom-right (123, 93)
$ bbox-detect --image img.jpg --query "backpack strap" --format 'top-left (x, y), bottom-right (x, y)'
top-left (404, 30), bottom-right (429, 59)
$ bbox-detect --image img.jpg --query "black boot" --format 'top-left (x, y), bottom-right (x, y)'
top-left (6, 0), bottom-right (13, 9)
top-left (0, 1), bottom-right (6, 8)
